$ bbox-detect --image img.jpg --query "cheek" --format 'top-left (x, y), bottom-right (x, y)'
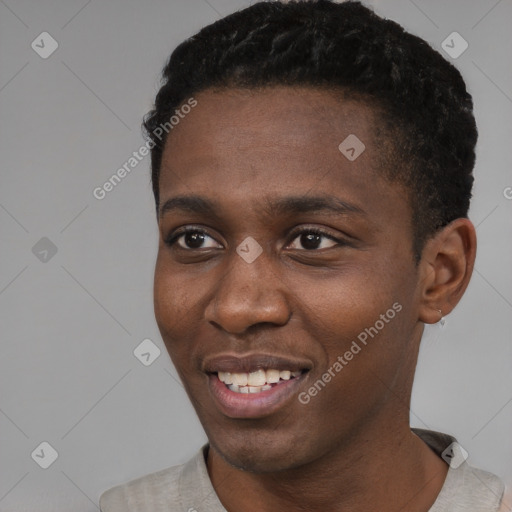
top-left (153, 255), bottom-right (196, 343)
top-left (292, 270), bottom-right (398, 345)
top-left (293, 270), bottom-right (412, 395)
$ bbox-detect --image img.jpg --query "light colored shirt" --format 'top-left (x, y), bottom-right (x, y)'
top-left (99, 428), bottom-right (504, 511)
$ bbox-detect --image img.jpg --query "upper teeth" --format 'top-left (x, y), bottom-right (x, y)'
top-left (218, 369), bottom-right (301, 386)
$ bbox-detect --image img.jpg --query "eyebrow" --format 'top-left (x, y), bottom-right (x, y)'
top-left (263, 195), bottom-right (365, 217)
top-left (160, 195), bottom-right (218, 218)
top-left (159, 194), bottom-right (365, 219)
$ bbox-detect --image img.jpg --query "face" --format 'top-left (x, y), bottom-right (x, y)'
top-left (154, 86), bottom-right (425, 473)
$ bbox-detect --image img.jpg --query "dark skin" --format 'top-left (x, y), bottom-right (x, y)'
top-left (153, 86), bottom-right (477, 512)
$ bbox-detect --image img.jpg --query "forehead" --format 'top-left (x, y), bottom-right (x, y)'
top-left (171, 86), bottom-right (375, 143)
top-left (160, 86), bottom-right (383, 194)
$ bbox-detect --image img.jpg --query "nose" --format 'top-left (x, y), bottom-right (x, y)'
top-left (204, 250), bottom-right (291, 335)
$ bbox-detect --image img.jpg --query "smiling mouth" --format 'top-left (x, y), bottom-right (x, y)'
top-left (215, 369), bottom-right (306, 394)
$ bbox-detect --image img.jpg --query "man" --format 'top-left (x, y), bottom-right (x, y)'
top-left (100, 1), bottom-right (504, 510)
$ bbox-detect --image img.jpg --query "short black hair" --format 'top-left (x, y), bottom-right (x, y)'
top-left (144, 0), bottom-right (477, 260)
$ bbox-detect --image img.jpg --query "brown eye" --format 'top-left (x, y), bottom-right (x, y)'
top-left (288, 229), bottom-right (339, 250)
top-left (166, 229), bottom-right (221, 250)
top-left (182, 231), bottom-right (206, 249)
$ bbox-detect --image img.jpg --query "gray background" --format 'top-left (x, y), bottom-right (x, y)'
top-left (1, 0), bottom-right (511, 510)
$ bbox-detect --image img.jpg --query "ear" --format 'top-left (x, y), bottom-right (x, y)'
top-left (417, 218), bottom-right (477, 324)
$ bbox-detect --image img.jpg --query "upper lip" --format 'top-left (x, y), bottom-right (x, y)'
top-left (203, 353), bottom-right (312, 374)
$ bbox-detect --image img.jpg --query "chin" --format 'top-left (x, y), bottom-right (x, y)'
top-left (207, 425), bottom-right (316, 474)
top-left (215, 445), bottom-right (299, 474)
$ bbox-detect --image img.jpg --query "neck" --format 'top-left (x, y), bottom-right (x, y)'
top-left (207, 416), bottom-right (448, 512)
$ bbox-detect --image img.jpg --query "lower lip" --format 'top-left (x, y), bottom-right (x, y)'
top-left (208, 373), bottom-right (307, 419)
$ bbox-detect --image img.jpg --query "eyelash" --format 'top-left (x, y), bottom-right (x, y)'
top-left (165, 226), bottom-right (345, 250)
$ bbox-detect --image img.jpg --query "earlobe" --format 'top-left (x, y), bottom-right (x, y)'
top-left (417, 218), bottom-right (477, 324)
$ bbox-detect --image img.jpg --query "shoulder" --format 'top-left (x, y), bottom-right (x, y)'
top-left (446, 464), bottom-right (505, 511)
top-left (412, 428), bottom-right (505, 512)
top-left (99, 446), bottom-right (212, 512)
top-left (99, 464), bottom-right (183, 512)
